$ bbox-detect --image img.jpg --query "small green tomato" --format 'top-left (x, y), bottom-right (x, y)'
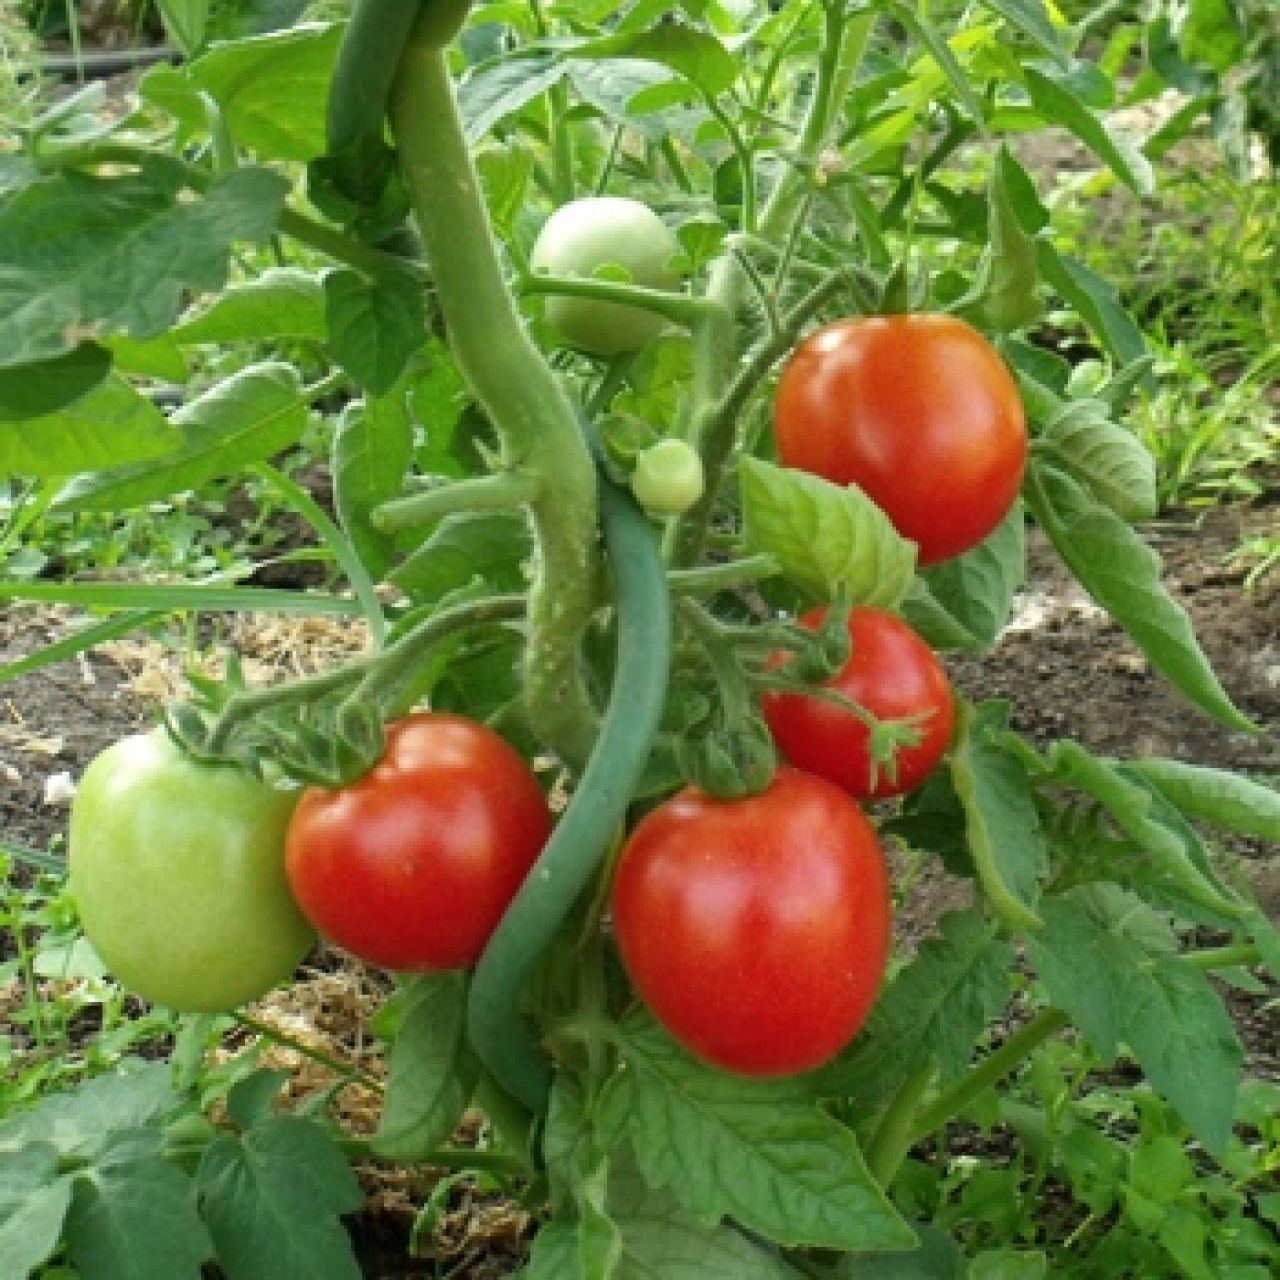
top-left (630, 439), bottom-right (705, 516)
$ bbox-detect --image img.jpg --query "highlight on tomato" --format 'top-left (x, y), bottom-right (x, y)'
top-left (610, 767), bottom-right (891, 1077)
top-left (773, 312), bottom-right (1027, 564)
top-left (763, 606), bottom-right (955, 800)
top-left (284, 711), bottom-right (552, 972)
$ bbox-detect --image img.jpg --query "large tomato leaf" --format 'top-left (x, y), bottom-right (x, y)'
top-left (196, 1117), bottom-right (361, 1280)
top-left (905, 503), bottom-right (1026, 653)
top-left (372, 973), bottom-right (479, 1163)
top-left (739, 458), bottom-right (917, 609)
top-left (812, 910), bottom-right (1013, 1111)
top-left (0, 166), bottom-right (288, 367)
top-left (0, 343), bottom-right (111, 421)
top-left (1026, 885), bottom-right (1243, 1154)
top-left (602, 1013), bottom-right (914, 1252)
top-left (54, 363), bottom-right (309, 512)
top-left (1124, 758), bottom-right (1280, 843)
top-left (949, 701), bottom-right (1048, 930)
top-left (1024, 461), bottom-right (1257, 733)
top-left (0, 373), bottom-right (177, 477)
top-left (0, 1147), bottom-right (73, 1280)
top-left (64, 1129), bottom-right (211, 1280)
top-left (172, 268), bottom-right (328, 345)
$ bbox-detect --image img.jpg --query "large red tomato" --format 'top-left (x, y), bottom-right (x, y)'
top-left (763, 606), bottom-right (955, 799)
top-left (611, 767), bottom-right (891, 1076)
top-left (284, 712), bottom-right (551, 971)
top-left (773, 313), bottom-right (1026, 564)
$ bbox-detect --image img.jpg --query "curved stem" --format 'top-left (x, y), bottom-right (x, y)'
top-left (205, 663), bottom-right (369, 755)
top-left (467, 461), bottom-right (673, 1113)
top-left (865, 1065), bottom-right (936, 1188)
top-left (348, 593), bottom-right (527, 715)
top-left (667, 553), bottom-right (779, 596)
top-left (371, 472), bottom-right (541, 533)
top-left (390, 19), bottom-right (600, 768)
top-left (909, 1008), bottom-right (1069, 1149)
top-left (519, 274), bottom-right (719, 330)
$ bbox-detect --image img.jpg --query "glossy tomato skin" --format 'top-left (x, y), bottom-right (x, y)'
top-left (774, 314), bottom-right (1027, 564)
top-left (611, 768), bottom-right (891, 1076)
top-left (69, 730), bottom-right (314, 1013)
top-left (530, 195), bottom-right (680, 355)
top-left (284, 712), bottom-right (551, 972)
top-left (763, 607), bottom-right (955, 800)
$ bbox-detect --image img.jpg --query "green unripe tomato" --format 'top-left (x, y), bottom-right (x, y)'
top-left (530, 196), bottom-right (681, 355)
top-left (69, 729), bottom-right (315, 1013)
top-left (630, 439), bottom-right (705, 516)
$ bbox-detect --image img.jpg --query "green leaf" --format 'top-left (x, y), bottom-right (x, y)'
top-left (1124, 759), bottom-right (1280, 843)
top-left (1022, 67), bottom-right (1153, 193)
top-left (196, 1118), bottom-right (361, 1280)
top-left (739, 459), bottom-right (917, 608)
top-left (1027, 885), bottom-right (1242, 1153)
top-left (0, 344), bottom-right (110, 421)
top-left (1037, 245), bottom-right (1149, 372)
top-left (961, 148), bottom-right (1043, 331)
top-left (1176, 0), bottom-right (1245, 72)
top-left (0, 1147), bottom-right (72, 1280)
top-left (0, 374), bottom-right (176, 477)
top-left (574, 24), bottom-right (740, 99)
top-left (333, 388), bottom-right (414, 582)
top-left (1037, 399), bottom-right (1157, 522)
top-left (0, 1062), bottom-right (174, 1162)
top-left (186, 24), bottom-right (344, 161)
top-left (373, 974), bottom-right (478, 1162)
top-left (909, 503), bottom-right (1026, 653)
top-left (173, 268), bottom-right (328, 344)
top-left (389, 511), bottom-right (531, 604)
top-left (0, 166), bottom-right (288, 367)
top-left (886, 3), bottom-right (987, 131)
top-left (814, 911), bottom-right (1012, 1108)
top-left (976, 0), bottom-right (1070, 69)
top-left (0, 579), bottom-right (361, 617)
top-left (104, 331), bottom-right (190, 380)
top-left (968, 1251), bottom-right (1048, 1280)
top-left (950, 701), bottom-right (1047, 930)
top-left (1007, 738), bottom-right (1244, 919)
top-left (157, 0), bottom-right (211, 56)
top-left (324, 269), bottom-right (426, 396)
top-left (839, 1222), bottom-right (966, 1278)
top-left (460, 50), bottom-right (566, 141)
top-left (608, 1013), bottom-right (913, 1252)
top-left (55, 363), bottom-right (309, 512)
top-left (609, 1159), bottom-right (809, 1279)
top-left (65, 1130), bottom-right (211, 1280)
top-left (1025, 462), bottom-right (1256, 733)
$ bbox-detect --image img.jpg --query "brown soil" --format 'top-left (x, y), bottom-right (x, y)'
top-left (2, 501), bottom-right (1277, 1277)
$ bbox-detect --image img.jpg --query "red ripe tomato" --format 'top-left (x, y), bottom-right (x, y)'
top-left (773, 313), bottom-right (1026, 564)
top-left (284, 712), bottom-right (551, 971)
top-left (611, 767), bottom-right (891, 1076)
top-left (762, 607), bottom-right (955, 800)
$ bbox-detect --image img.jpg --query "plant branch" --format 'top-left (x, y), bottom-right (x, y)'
top-left (519, 273), bottom-right (720, 329)
top-left (371, 472), bottom-right (541, 533)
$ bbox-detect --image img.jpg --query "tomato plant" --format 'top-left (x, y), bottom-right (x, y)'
top-left (773, 314), bottom-right (1028, 564)
top-left (284, 712), bottom-right (551, 971)
top-left (629, 438), bottom-right (705, 515)
top-left (763, 606), bottom-right (955, 799)
top-left (611, 767), bottom-right (891, 1077)
top-left (529, 195), bottom-right (681, 354)
top-left (69, 729), bottom-right (314, 1013)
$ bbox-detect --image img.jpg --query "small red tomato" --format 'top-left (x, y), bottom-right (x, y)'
top-left (284, 712), bottom-right (551, 971)
top-left (763, 606), bottom-right (954, 799)
top-left (773, 313), bottom-right (1027, 564)
top-left (611, 767), bottom-right (891, 1076)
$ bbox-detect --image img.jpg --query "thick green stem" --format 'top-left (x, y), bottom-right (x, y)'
top-left (467, 462), bottom-right (672, 1112)
top-left (667, 553), bottom-right (779, 596)
top-left (390, 20), bottom-right (599, 768)
top-left (371, 472), bottom-right (541, 532)
top-left (865, 1065), bottom-right (936, 1188)
top-left (672, 5), bottom-right (872, 566)
top-left (519, 274), bottom-right (718, 329)
top-left (910, 1009), bottom-right (1069, 1149)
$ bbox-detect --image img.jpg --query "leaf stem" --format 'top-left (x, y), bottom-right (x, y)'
top-left (865, 1064), bottom-right (936, 1187)
top-left (519, 273), bottom-right (719, 329)
top-left (667, 553), bottom-right (779, 596)
top-left (232, 1011), bottom-right (385, 1094)
top-left (371, 472), bottom-right (541, 533)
